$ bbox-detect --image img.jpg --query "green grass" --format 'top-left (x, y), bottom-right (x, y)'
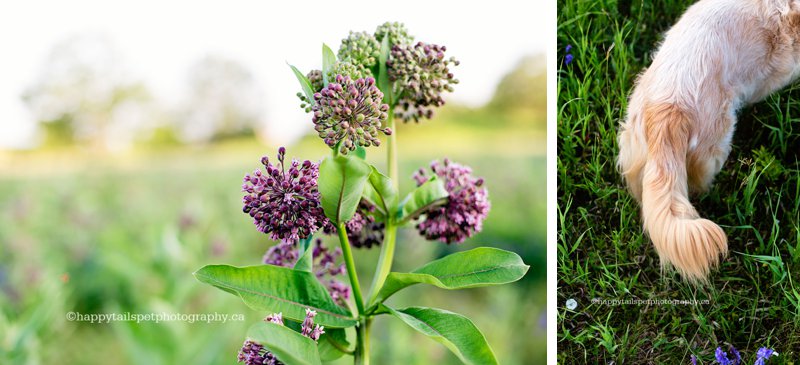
top-left (0, 112), bottom-right (546, 364)
top-left (558, 0), bottom-right (800, 363)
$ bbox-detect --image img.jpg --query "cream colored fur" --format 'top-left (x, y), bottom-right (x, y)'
top-left (618, 0), bottom-right (800, 282)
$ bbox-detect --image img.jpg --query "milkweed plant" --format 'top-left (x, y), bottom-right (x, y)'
top-left (193, 21), bottom-right (529, 365)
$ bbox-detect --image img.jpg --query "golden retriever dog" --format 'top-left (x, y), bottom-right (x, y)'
top-left (618, 0), bottom-right (800, 282)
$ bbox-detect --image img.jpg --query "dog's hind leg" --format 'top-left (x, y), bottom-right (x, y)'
top-left (686, 110), bottom-right (735, 195)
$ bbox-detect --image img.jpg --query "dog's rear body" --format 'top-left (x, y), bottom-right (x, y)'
top-left (618, 0), bottom-right (800, 282)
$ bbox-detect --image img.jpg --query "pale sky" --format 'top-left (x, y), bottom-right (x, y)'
top-left (0, 0), bottom-right (546, 149)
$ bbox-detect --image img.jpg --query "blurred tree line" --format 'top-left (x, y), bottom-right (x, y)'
top-left (22, 35), bottom-right (263, 150)
top-left (22, 35), bottom-right (545, 150)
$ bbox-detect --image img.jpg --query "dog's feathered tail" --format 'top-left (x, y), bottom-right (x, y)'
top-left (618, 103), bottom-right (727, 283)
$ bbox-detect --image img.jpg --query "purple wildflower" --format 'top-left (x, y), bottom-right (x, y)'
top-left (729, 345), bottom-right (741, 365)
top-left (564, 44), bottom-right (574, 65)
top-left (310, 239), bottom-right (351, 303)
top-left (322, 200), bottom-right (384, 249)
top-left (715, 347), bottom-right (732, 365)
top-left (755, 347), bottom-right (778, 365)
top-left (325, 280), bottom-right (351, 304)
top-left (388, 42), bottom-right (459, 123)
top-left (262, 239), bottom-right (351, 304)
top-left (297, 70), bottom-right (324, 112)
top-left (312, 75), bottom-right (391, 154)
top-left (238, 310), bottom-right (323, 364)
top-left (301, 308), bottom-right (325, 341)
top-left (237, 340), bottom-right (281, 365)
top-left (344, 201), bottom-right (384, 249)
top-left (242, 148), bottom-right (327, 242)
top-left (264, 312), bottom-right (283, 325)
top-left (262, 240), bottom-right (297, 267)
top-left (690, 354), bottom-right (697, 365)
top-left (413, 159), bottom-right (490, 244)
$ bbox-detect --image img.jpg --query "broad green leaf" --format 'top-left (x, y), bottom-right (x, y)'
top-left (247, 321), bottom-right (322, 365)
top-left (353, 146), bottom-right (367, 160)
top-left (317, 328), bottom-right (351, 361)
top-left (289, 63), bottom-right (315, 106)
top-left (377, 36), bottom-right (393, 105)
top-left (362, 165), bottom-right (398, 218)
top-left (194, 264), bottom-right (356, 327)
top-left (322, 43), bottom-right (337, 86)
top-left (384, 306), bottom-right (498, 365)
top-left (398, 176), bottom-right (448, 224)
top-left (293, 237), bottom-right (314, 272)
top-left (318, 155), bottom-right (371, 224)
top-left (372, 247), bottom-right (529, 304)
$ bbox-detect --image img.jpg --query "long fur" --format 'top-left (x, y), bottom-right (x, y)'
top-left (618, 0), bottom-right (800, 282)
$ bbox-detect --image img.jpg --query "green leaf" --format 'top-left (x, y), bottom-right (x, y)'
top-left (398, 176), bottom-right (448, 224)
top-left (289, 63), bottom-right (315, 106)
top-left (293, 237), bottom-right (314, 272)
top-left (377, 36), bottom-right (393, 105)
top-left (317, 328), bottom-right (351, 361)
top-left (322, 43), bottom-right (337, 86)
top-left (384, 305), bottom-right (498, 365)
top-left (353, 146), bottom-right (367, 160)
top-left (372, 247), bottom-right (529, 305)
top-left (362, 165), bottom-right (398, 218)
top-left (318, 155), bottom-right (371, 224)
top-left (193, 264), bottom-right (356, 327)
top-left (247, 321), bottom-right (322, 365)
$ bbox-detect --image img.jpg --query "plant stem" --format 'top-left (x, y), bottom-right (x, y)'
top-left (337, 222), bottom-right (369, 364)
top-left (336, 222), bottom-right (365, 316)
top-left (354, 318), bottom-right (369, 365)
top-left (366, 223), bottom-right (397, 306)
top-left (387, 111), bottom-right (398, 190)
top-left (367, 109), bottom-right (400, 306)
top-left (357, 109), bottom-right (397, 365)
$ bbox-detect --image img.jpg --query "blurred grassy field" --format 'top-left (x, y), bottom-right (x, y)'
top-left (559, 0), bottom-right (800, 363)
top-left (0, 108), bottom-right (545, 364)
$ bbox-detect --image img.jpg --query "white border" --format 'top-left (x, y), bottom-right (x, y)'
top-left (546, 0), bottom-right (557, 362)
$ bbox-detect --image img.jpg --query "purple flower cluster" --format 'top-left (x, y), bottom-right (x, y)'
top-left (710, 345), bottom-right (776, 365)
top-left (237, 310), bottom-right (324, 365)
top-left (262, 239), bottom-right (351, 304)
top-left (262, 240), bottom-right (297, 267)
top-left (242, 148), bottom-right (327, 242)
top-left (323, 201), bottom-right (384, 249)
top-left (564, 44), bottom-right (574, 65)
top-left (755, 347), bottom-right (777, 365)
top-left (413, 159), bottom-right (490, 244)
top-left (237, 340), bottom-right (281, 365)
top-left (311, 75), bottom-right (392, 154)
top-left (264, 312), bottom-right (283, 325)
top-left (298, 63), bottom-right (373, 113)
top-left (297, 70), bottom-right (325, 113)
top-left (311, 239), bottom-right (351, 303)
top-left (388, 42), bottom-right (459, 123)
top-left (300, 308), bottom-right (325, 341)
top-left (715, 346), bottom-right (739, 365)
top-left (345, 207), bottom-right (385, 249)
